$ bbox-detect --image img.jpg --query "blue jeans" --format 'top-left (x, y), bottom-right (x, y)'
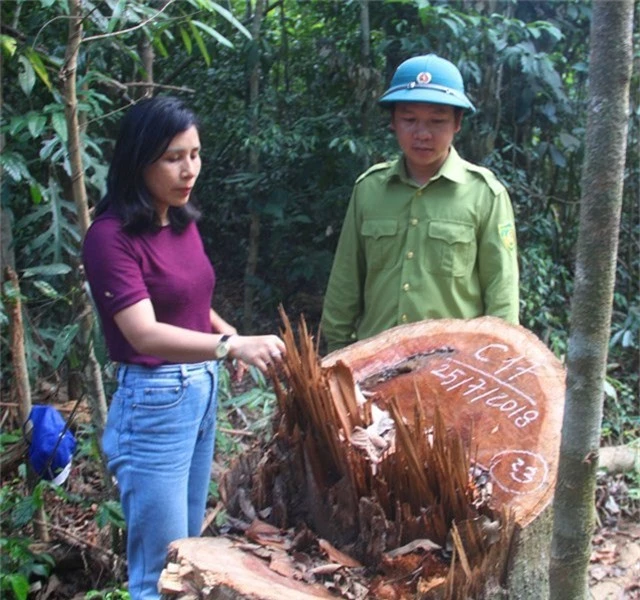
top-left (102, 361), bottom-right (219, 600)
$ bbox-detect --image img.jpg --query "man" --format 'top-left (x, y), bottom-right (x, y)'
top-left (321, 54), bottom-right (519, 353)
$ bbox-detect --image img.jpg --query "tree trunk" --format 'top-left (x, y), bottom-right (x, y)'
top-left (4, 266), bottom-right (49, 542)
top-left (163, 316), bottom-right (566, 599)
top-left (242, 0), bottom-right (266, 332)
top-left (138, 32), bottom-right (154, 98)
top-left (549, 2), bottom-right (634, 599)
top-left (62, 0), bottom-right (108, 451)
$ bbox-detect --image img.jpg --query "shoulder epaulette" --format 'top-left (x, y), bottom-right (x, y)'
top-left (355, 162), bottom-right (392, 185)
top-left (464, 162), bottom-right (506, 196)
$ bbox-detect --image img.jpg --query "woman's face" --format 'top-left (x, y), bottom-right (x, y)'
top-left (143, 125), bottom-right (201, 225)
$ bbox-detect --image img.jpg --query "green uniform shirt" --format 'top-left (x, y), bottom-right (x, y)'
top-left (321, 147), bottom-right (519, 353)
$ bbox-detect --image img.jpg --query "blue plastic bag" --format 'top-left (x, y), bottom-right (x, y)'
top-left (26, 405), bottom-right (77, 484)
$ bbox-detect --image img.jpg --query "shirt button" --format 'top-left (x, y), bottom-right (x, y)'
top-left (416, 190), bottom-right (422, 197)
top-left (406, 251), bottom-right (414, 259)
top-left (402, 283), bottom-right (410, 291)
top-left (410, 218), bottom-right (418, 226)
top-left (401, 314), bottom-right (408, 323)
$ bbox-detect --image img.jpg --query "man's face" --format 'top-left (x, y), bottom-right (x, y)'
top-left (391, 103), bottom-right (462, 183)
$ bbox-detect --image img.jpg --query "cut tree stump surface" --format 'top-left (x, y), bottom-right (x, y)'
top-left (160, 536), bottom-right (336, 599)
top-left (163, 317), bottom-right (567, 599)
top-left (322, 317), bottom-right (566, 527)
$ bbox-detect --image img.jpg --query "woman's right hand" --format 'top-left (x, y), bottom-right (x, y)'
top-left (228, 334), bottom-right (286, 373)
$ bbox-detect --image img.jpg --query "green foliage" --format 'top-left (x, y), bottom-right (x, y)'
top-left (0, 536), bottom-right (55, 600)
top-left (215, 364), bottom-right (277, 457)
top-left (0, 481), bottom-right (54, 600)
top-left (85, 589), bottom-right (131, 600)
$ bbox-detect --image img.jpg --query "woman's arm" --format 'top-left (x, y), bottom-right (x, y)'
top-left (114, 299), bottom-right (284, 372)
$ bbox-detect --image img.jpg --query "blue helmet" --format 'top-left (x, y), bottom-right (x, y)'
top-left (379, 54), bottom-right (476, 113)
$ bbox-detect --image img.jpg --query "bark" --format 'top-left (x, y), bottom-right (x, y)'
top-left (0, 80), bottom-right (15, 275)
top-left (61, 0), bottom-right (108, 450)
top-left (137, 32), bottom-right (154, 98)
top-left (549, 2), bottom-right (634, 599)
top-left (242, 0), bottom-right (266, 332)
top-left (359, 0), bottom-right (371, 171)
top-left (4, 266), bottom-right (49, 542)
top-left (5, 267), bottom-right (32, 432)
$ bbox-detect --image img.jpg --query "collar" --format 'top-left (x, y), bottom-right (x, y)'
top-left (387, 146), bottom-right (467, 186)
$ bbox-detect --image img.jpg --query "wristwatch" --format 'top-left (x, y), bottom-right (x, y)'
top-left (214, 334), bottom-right (232, 360)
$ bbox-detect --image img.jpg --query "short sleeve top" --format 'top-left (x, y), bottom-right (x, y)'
top-left (82, 211), bottom-right (215, 366)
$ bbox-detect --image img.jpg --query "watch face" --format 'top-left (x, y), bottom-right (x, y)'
top-left (215, 335), bottom-right (230, 359)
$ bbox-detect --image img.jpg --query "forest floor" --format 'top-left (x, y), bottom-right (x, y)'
top-left (5, 432), bottom-right (639, 599)
top-left (3, 375), bottom-right (639, 599)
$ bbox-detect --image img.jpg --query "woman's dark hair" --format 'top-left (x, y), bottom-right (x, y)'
top-left (95, 96), bottom-right (201, 234)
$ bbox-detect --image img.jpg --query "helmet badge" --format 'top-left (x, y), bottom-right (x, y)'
top-left (416, 71), bottom-right (432, 85)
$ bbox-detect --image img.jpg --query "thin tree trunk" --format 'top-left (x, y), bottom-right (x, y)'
top-left (138, 32), bottom-right (155, 98)
top-left (62, 0), bottom-right (109, 447)
top-left (5, 266), bottom-right (49, 542)
top-left (242, 0), bottom-right (266, 332)
top-left (359, 0), bottom-right (371, 171)
top-left (549, 2), bottom-right (634, 599)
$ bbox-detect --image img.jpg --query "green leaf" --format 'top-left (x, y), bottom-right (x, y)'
top-left (188, 21), bottom-right (211, 66)
top-left (8, 115), bottom-right (28, 136)
top-left (32, 280), bottom-right (62, 300)
top-left (95, 500), bottom-right (126, 529)
top-left (179, 26), bottom-right (192, 54)
top-left (18, 55), bottom-right (36, 96)
top-left (27, 113), bottom-right (47, 138)
top-left (51, 112), bottom-right (68, 143)
top-left (7, 573), bottom-right (30, 600)
top-left (209, 2), bottom-right (252, 40)
top-left (24, 47), bottom-right (52, 91)
top-left (0, 34), bottom-right (17, 57)
top-left (192, 20), bottom-right (233, 49)
top-left (29, 184), bottom-right (43, 205)
top-left (51, 323), bottom-right (80, 369)
top-left (603, 379), bottom-right (618, 401)
top-left (0, 151), bottom-right (32, 182)
top-left (11, 497), bottom-right (37, 528)
top-left (23, 264), bottom-right (72, 277)
top-left (108, 0), bottom-right (128, 33)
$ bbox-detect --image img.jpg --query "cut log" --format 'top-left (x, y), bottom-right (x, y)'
top-left (164, 316), bottom-right (566, 600)
top-left (160, 537), bottom-right (336, 599)
top-left (598, 444), bottom-right (640, 474)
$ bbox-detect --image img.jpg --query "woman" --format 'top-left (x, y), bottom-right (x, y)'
top-left (83, 96), bottom-right (285, 600)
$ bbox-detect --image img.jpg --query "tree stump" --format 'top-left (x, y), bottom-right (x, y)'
top-left (160, 316), bottom-right (565, 600)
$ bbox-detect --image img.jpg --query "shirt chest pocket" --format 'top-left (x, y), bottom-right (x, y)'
top-left (425, 221), bottom-right (477, 277)
top-left (361, 219), bottom-right (400, 271)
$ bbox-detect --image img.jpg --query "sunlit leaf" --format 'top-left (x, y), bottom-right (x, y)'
top-left (188, 21), bottom-right (211, 66)
top-left (0, 34), bottom-right (17, 57)
top-left (193, 20), bottom-right (233, 49)
top-left (23, 264), bottom-right (72, 277)
top-left (209, 2), bottom-right (252, 40)
top-left (24, 47), bottom-right (52, 91)
top-left (32, 280), bottom-right (62, 300)
top-left (107, 0), bottom-right (128, 32)
top-left (179, 26), bottom-right (192, 54)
